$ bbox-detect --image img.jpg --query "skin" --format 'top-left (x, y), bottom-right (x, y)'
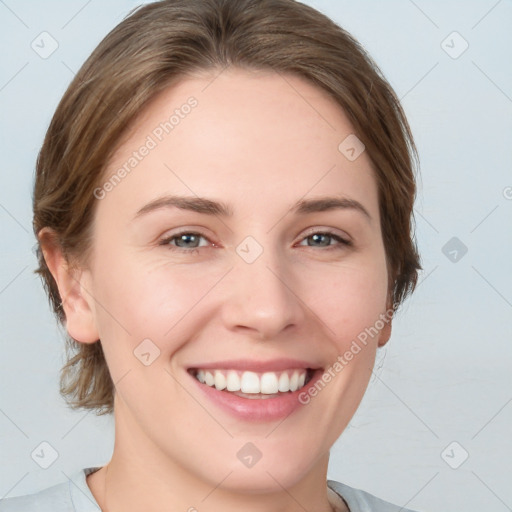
top-left (42, 67), bottom-right (392, 512)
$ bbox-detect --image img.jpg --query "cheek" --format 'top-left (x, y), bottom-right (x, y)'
top-left (305, 257), bottom-right (389, 343)
top-left (89, 248), bottom-right (226, 351)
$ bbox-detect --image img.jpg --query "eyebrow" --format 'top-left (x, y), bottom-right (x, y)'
top-left (134, 194), bottom-right (372, 222)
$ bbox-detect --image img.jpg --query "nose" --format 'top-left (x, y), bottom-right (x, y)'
top-left (220, 245), bottom-right (305, 340)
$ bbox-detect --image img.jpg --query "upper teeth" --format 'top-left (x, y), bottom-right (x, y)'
top-left (195, 369), bottom-right (308, 394)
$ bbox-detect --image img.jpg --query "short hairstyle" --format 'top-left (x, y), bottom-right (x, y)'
top-left (33, 0), bottom-right (421, 415)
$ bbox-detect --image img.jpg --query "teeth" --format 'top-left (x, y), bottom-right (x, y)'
top-left (261, 372), bottom-right (279, 394)
top-left (290, 371), bottom-right (299, 391)
top-left (194, 368), bottom-right (309, 394)
top-left (278, 372), bottom-right (290, 392)
top-left (241, 371), bottom-right (260, 393)
top-left (226, 370), bottom-right (240, 391)
top-left (204, 371), bottom-right (214, 387)
top-left (214, 370), bottom-right (226, 390)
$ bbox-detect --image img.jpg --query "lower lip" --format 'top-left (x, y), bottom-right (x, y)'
top-left (188, 370), bottom-right (323, 422)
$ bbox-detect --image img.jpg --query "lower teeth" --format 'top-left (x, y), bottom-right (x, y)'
top-left (227, 390), bottom-right (282, 399)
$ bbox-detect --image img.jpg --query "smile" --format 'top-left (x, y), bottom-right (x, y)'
top-left (191, 368), bottom-right (313, 395)
top-left (186, 359), bottom-right (323, 421)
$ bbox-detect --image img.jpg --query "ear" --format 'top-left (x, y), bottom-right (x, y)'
top-left (39, 228), bottom-right (99, 344)
top-left (377, 299), bottom-right (394, 348)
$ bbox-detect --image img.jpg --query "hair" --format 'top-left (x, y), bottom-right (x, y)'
top-left (33, 0), bottom-right (422, 415)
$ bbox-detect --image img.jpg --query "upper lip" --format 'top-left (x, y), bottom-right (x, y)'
top-left (187, 358), bottom-right (322, 372)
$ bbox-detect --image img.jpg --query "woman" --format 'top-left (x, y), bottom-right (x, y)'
top-left (1, 0), bottom-right (422, 510)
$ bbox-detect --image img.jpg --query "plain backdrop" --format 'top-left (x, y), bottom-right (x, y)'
top-left (0, 1), bottom-right (511, 511)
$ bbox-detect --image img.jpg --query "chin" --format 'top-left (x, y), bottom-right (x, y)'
top-left (202, 440), bottom-right (325, 494)
top-left (211, 464), bottom-right (312, 495)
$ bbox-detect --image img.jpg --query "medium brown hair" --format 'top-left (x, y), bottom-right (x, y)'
top-left (33, 0), bottom-right (421, 415)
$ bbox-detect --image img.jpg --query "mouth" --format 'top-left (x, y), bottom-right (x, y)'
top-left (185, 359), bottom-right (324, 421)
top-left (187, 367), bottom-right (316, 399)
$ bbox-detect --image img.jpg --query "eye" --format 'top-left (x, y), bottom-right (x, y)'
top-left (297, 230), bottom-right (352, 250)
top-left (159, 231), bottom-right (212, 253)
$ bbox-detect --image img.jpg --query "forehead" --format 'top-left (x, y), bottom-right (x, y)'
top-left (101, 68), bottom-right (379, 222)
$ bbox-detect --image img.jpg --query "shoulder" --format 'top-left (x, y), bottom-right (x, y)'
top-left (328, 480), bottom-right (421, 512)
top-left (0, 467), bottom-right (101, 512)
top-left (0, 480), bottom-right (70, 512)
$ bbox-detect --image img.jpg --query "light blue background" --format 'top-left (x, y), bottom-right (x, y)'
top-left (1, 1), bottom-right (511, 511)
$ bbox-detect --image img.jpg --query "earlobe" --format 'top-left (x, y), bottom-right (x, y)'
top-left (377, 299), bottom-right (394, 347)
top-left (378, 319), bottom-right (392, 347)
top-left (39, 228), bottom-right (99, 344)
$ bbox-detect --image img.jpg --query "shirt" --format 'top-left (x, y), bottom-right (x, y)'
top-left (0, 467), bottom-right (419, 511)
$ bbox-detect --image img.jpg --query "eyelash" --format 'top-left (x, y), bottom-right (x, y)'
top-left (159, 229), bottom-right (352, 254)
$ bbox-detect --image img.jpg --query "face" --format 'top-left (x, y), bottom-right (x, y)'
top-left (60, 68), bottom-right (391, 492)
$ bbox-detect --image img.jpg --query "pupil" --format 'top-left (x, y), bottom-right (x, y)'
top-left (311, 234), bottom-right (329, 246)
top-left (179, 234), bottom-right (197, 247)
